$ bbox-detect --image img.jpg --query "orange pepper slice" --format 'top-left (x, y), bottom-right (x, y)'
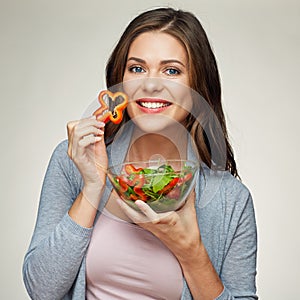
top-left (93, 90), bottom-right (128, 124)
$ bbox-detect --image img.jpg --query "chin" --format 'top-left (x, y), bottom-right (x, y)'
top-left (132, 117), bottom-right (166, 133)
top-left (130, 114), bottom-right (185, 134)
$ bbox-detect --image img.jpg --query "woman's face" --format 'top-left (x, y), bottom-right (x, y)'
top-left (123, 31), bottom-right (193, 132)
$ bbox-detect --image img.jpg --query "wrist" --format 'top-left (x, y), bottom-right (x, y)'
top-left (82, 184), bottom-right (103, 207)
top-left (69, 192), bottom-right (99, 228)
top-left (177, 242), bottom-right (224, 299)
top-left (83, 180), bottom-right (105, 196)
top-left (176, 239), bottom-right (204, 267)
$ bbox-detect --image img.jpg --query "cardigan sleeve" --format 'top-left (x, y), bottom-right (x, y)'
top-left (216, 187), bottom-right (258, 300)
top-left (22, 141), bottom-right (93, 300)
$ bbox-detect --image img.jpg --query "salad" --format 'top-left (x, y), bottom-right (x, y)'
top-left (110, 162), bottom-right (196, 212)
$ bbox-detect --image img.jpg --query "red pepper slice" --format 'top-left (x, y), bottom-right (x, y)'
top-left (130, 193), bottom-right (139, 201)
top-left (129, 174), bottom-right (145, 188)
top-left (183, 173), bottom-right (192, 182)
top-left (117, 173), bottom-right (147, 201)
top-left (133, 187), bottom-right (148, 201)
top-left (116, 176), bottom-right (129, 193)
top-left (178, 173), bottom-right (192, 185)
top-left (158, 177), bottom-right (179, 195)
top-left (125, 164), bottom-right (143, 175)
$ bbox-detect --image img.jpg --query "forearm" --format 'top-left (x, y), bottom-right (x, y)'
top-left (24, 193), bottom-right (100, 299)
top-left (23, 212), bottom-right (92, 299)
top-left (177, 242), bottom-right (224, 300)
top-left (68, 183), bottom-right (104, 228)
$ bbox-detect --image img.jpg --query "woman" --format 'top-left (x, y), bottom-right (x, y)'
top-left (23, 7), bottom-right (258, 300)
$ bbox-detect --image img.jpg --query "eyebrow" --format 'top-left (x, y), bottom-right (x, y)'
top-left (127, 57), bottom-right (186, 67)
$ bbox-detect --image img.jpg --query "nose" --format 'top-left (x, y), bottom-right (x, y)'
top-left (141, 77), bottom-right (163, 94)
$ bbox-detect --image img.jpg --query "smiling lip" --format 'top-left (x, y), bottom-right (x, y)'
top-left (136, 98), bottom-right (172, 114)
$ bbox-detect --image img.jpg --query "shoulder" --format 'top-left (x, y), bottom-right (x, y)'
top-left (199, 165), bottom-right (252, 210)
top-left (48, 139), bottom-right (72, 170)
top-left (51, 139), bottom-right (69, 160)
top-left (46, 140), bottom-right (82, 188)
top-left (220, 170), bottom-right (250, 200)
top-left (47, 140), bottom-right (71, 174)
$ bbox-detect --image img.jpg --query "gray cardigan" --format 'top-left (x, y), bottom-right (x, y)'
top-left (23, 126), bottom-right (258, 300)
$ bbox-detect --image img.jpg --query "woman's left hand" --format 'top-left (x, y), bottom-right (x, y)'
top-left (117, 191), bottom-right (201, 261)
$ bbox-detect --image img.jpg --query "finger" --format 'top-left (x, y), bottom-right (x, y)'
top-left (72, 120), bottom-right (104, 148)
top-left (67, 117), bottom-right (105, 159)
top-left (78, 134), bottom-right (102, 148)
top-left (67, 144), bottom-right (73, 159)
top-left (67, 120), bottom-right (80, 159)
top-left (76, 117), bottom-right (105, 130)
top-left (135, 200), bottom-right (160, 224)
top-left (76, 126), bottom-right (104, 139)
top-left (67, 120), bottom-right (80, 134)
top-left (69, 118), bottom-right (104, 140)
top-left (117, 199), bottom-right (148, 223)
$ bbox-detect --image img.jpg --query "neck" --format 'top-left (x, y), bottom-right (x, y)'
top-left (127, 125), bottom-right (188, 162)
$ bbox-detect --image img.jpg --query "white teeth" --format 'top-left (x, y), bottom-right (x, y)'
top-left (140, 102), bottom-right (169, 109)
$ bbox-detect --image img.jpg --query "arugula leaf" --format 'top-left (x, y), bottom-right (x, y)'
top-left (152, 175), bottom-right (173, 193)
top-left (142, 168), bottom-right (157, 175)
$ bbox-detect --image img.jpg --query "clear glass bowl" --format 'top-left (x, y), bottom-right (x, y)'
top-left (107, 159), bottom-right (199, 213)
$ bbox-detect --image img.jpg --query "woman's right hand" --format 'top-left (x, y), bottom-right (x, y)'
top-left (67, 116), bottom-right (108, 192)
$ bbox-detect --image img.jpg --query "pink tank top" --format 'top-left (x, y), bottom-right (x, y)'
top-left (86, 208), bottom-right (183, 299)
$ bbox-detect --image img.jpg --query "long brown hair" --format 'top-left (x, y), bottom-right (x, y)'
top-left (105, 7), bottom-right (238, 177)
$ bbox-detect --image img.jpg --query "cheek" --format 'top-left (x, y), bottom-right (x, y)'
top-left (170, 86), bottom-right (193, 112)
top-left (173, 106), bottom-right (191, 124)
top-left (123, 71), bottom-right (130, 82)
top-left (122, 79), bottom-right (142, 99)
top-left (126, 102), bottom-right (135, 118)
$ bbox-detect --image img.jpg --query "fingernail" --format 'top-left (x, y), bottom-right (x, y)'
top-left (116, 198), bottom-right (123, 206)
top-left (135, 200), bottom-right (143, 206)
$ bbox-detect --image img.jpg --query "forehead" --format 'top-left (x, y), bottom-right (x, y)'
top-left (128, 31), bottom-right (187, 62)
